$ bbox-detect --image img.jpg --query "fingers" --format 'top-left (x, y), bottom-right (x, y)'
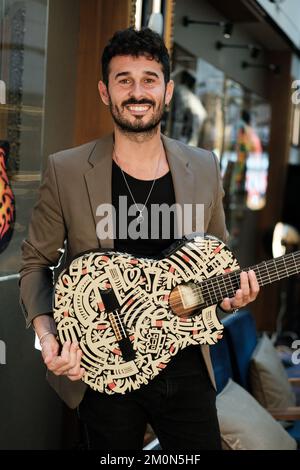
top-left (221, 270), bottom-right (260, 311)
top-left (239, 271), bottom-right (250, 299)
top-left (219, 297), bottom-right (231, 311)
top-left (248, 269), bottom-right (260, 301)
top-left (46, 341), bottom-right (83, 379)
top-left (67, 352), bottom-right (85, 381)
top-left (66, 348), bottom-right (85, 382)
top-left (55, 341), bottom-right (80, 375)
top-left (231, 287), bottom-right (244, 308)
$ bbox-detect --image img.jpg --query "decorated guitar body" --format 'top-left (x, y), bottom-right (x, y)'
top-left (0, 142), bottom-right (15, 253)
top-left (53, 234), bottom-right (240, 394)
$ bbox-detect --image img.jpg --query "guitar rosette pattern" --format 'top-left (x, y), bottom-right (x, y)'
top-left (53, 235), bottom-right (238, 394)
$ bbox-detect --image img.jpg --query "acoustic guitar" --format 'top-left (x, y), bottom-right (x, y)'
top-left (53, 233), bottom-right (300, 394)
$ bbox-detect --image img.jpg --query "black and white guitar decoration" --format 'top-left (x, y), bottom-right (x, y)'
top-left (53, 233), bottom-right (300, 395)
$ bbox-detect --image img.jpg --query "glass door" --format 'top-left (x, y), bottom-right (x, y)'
top-left (0, 0), bottom-right (48, 276)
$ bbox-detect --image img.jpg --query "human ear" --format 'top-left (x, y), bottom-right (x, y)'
top-left (98, 80), bottom-right (110, 106)
top-left (165, 79), bottom-right (174, 106)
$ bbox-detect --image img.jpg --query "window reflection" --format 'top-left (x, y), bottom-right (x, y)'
top-left (0, 0), bottom-right (48, 275)
top-left (164, 45), bottom-right (271, 253)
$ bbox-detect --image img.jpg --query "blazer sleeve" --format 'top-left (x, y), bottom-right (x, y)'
top-left (19, 154), bottom-right (66, 328)
top-left (207, 152), bottom-right (229, 244)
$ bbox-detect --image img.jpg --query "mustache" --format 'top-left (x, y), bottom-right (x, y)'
top-left (122, 98), bottom-right (155, 107)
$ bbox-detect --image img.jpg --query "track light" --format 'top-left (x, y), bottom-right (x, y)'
top-left (182, 16), bottom-right (233, 39)
top-left (241, 61), bottom-right (280, 74)
top-left (216, 41), bottom-right (261, 58)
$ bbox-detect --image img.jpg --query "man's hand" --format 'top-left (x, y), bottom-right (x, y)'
top-left (41, 335), bottom-right (85, 382)
top-left (33, 314), bottom-right (84, 381)
top-left (219, 269), bottom-right (259, 312)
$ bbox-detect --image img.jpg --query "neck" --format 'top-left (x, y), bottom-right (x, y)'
top-left (113, 126), bottom-right (164, 166)
top-left (112, 126), bottom-right (169, 180)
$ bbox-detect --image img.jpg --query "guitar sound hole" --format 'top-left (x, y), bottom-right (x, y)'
top-left (169, 283), bottom-right (202, 318)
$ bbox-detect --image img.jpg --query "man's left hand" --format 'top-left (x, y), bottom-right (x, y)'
top-left (219, 270), bottom-right (259, 312)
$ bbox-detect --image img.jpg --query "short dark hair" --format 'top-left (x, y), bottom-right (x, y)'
top-left (101, 27), bottom-right (170, 86)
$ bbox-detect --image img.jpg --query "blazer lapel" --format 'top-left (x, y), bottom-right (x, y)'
top-left (161, 134), bottom-right (195, 237)
top-left (84, 134), bottom-right (114, 250)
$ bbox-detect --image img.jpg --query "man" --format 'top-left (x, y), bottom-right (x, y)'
top-left (19, 27), bottom-right (259, 450)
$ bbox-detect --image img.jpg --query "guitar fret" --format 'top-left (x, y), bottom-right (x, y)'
top-left (233, 271), bottom-right (240, 292)
top-left (221, 275), bottom-right (227, 299)
top-left (282, 256), bottom-right (288, 278)
top-left (292, 253), bottom-right (298, 274)
top-left (202, 249), bottom-right (300, 306)
top-left (223, 276), bottom-right (231, 298)
top-left (210, 281), bottom-right (218, 305)
top-left (265, 261), bottom-right (271, 284)
top-left (273, 259), bottom-right (279, 281)
top-left (217, 277), bottom-right (223, 301)
top-left (279, 258), bottom-right (285, 279)
top-left (227, 272), bottom-right (235, 297)
top-left (254, 265), bottom-right (263, 286)
top-left (206, 283), bottom-right (213, 305)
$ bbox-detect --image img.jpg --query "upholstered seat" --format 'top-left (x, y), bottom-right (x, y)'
top-left (210, 327), bottom-right (297, 450)
top-left (221, 309), bottom-right (300, 444)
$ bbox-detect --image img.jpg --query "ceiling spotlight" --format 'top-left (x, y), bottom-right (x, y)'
top-left (223, 22), bottom-right (233, 39)
top-left (241, 61), bottom-right (280, 74)
top-left (216, 41), bottom-right (261, 58)
top-left (182, 16), bottom-right (234, 39)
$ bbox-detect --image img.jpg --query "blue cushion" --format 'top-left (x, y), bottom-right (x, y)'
top-left (210, 333), bottom-right (233, 394)
top-left (287, 364), bottom-right (300, 378)
top-left (223, 310), bottom-right (258, 390)
top-left (286, 420), bottom-right (300, 444)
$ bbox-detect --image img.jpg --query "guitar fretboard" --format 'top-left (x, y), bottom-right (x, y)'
top-left (199, 250), bottom-right (300, 308)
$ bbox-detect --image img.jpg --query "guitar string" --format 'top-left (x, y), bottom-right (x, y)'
top-left (98, 254), bottom-right (300, 321)
top-left (154, 259), bottom-right (300, 310)
top-left (101, 260), bottom-right (300, 328)
top-left (190, 252), bottom-right (300, 299)
top-left (176, 264), bottom-right (300, 307)
top-left (176, 250), bottom-right (300, 294)
top-left (93, 269), bottom-right (300, 337)
top-left (118, 260), bottom-right (300, 322)
top-left (82, 251), bottom-right (300, 323)
top-left (157, 252), bottom-right (300, 304)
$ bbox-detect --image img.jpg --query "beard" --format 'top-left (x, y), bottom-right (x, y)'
top-left (108, 94), bottom-right (166, 137)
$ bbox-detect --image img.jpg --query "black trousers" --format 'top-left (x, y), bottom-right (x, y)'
top-left (78, 358), bottom-right (222, 451)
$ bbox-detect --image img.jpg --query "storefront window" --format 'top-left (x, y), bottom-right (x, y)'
top-left (222, 83), bottom-right (270, 249)
top-left (0, 0), bottom-right (48, 276)
top-left (165, 44), bottom-right (224, 156)
top-left (165, 47), bottom-right (271, 254)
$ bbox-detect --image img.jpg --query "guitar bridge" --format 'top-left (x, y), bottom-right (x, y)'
top-left (101, 288), bottom-right (136, 362)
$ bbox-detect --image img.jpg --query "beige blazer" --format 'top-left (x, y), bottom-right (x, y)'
top-left (19, 133), bottom-right (228, 409)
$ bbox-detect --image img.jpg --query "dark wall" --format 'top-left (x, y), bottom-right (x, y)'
top-left (282, 164), bottom-right (300, 232)
top-left (0, 278), bottom-right (64, 449)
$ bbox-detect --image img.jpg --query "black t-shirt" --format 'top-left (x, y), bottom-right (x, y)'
top-left (112, 160), bottom-right (205, 376)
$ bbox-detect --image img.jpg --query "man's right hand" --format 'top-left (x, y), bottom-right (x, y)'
top-left (41, 334), bottom-right (85, 382)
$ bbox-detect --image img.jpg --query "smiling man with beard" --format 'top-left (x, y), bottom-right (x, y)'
top-left (19, 27), bottom-right (259, 450)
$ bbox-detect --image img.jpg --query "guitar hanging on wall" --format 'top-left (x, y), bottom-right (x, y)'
top-left (0, 141), bottom-right (15, 253)
top-left (53, 233), bottom-right (300, 395)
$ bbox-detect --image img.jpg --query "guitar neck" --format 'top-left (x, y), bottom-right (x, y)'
top-left (200, 250), bottom-right (300, 307)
